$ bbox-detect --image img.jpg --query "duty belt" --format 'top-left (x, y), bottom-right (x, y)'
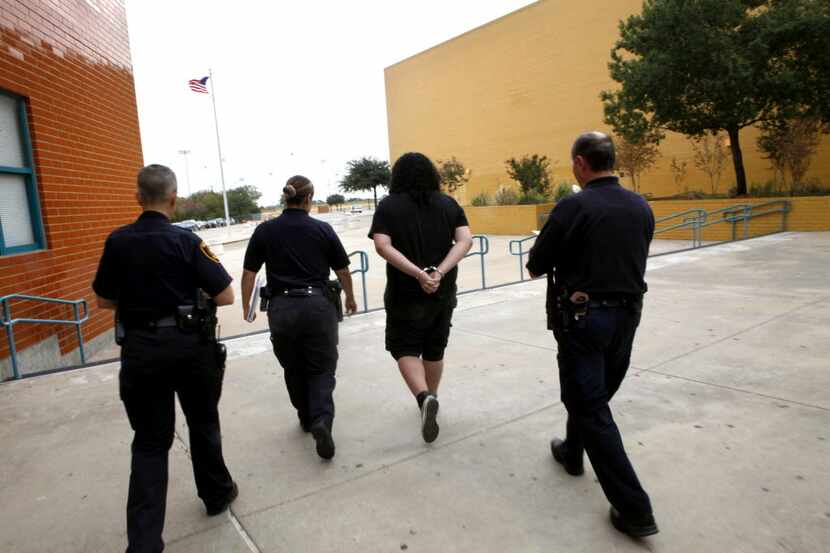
top-left (278, 286), bottom-right (324, 297)
top-left (587, 298), bottom-right (634, 308)
top-left (124, 315), bottom-right (178, 329)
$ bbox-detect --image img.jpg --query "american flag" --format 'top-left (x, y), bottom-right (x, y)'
top-left (188, 76), bottom-right (209, 94)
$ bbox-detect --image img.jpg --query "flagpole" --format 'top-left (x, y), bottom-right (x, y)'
top-left (208, 68), bottom-right (231, 228)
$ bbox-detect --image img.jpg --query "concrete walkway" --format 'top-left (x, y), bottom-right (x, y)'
top-left (2, 232), bottom-right (829, 552)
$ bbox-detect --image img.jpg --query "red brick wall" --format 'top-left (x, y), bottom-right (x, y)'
top-left (0, 0), bottom-right (142, 363)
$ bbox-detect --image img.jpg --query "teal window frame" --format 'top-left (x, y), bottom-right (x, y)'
top-left (0, 88), bottom-right (46, 256)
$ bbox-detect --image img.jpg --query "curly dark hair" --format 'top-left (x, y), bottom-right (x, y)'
top-left (390, 152), bottom-right (440, 204)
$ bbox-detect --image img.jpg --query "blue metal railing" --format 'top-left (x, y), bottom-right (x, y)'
top-left (509, 200), bottom-right (792, 279)
top-left (348, 250), bottom-right (370, 313)
top-left (462, 234), bottom-right (490, 290)
top-left (700, 200), bottom-right (791, 242)
top-left (508, 235), bottom-right (539, 282)
top-left (1, 294), bottom-right (89, 380)
top-left (654, 208), bottom-right (707, 248)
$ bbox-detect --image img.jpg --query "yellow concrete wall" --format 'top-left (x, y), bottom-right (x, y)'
top-left (385, 0), bottom-right (830, 203)
top-left (465, 204), bottom-right (553, 235)
top-left (466, 196), bottom-right (829, 237)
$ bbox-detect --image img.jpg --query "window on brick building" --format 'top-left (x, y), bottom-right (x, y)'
top-left (0, 89), bottom-right (45, 255)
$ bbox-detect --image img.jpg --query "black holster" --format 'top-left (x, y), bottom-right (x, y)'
top-left (325, 279), bottom-right (344, 322)
top-left (260, 285), bottom-right (272, 312)
top-left (177, 291), bottom-right (219, 342)
top-left (553, 288), bottom-right (589, 332)
top-left (114, 313), bottom-right (126, 346)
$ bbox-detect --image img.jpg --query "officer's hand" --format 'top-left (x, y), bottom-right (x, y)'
top-left (345, 296), bottom-right (358, 315)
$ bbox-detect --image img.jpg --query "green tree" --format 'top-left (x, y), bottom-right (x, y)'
top-left (339, 157), bottom-right (391, 208)
top-left (614, 134), bottom-right (661, 193)
top-left (227, 185), bottom-right (262, 219)
top-left (691, 133), bottom-right (730, 195)
top-left (436, 157), bottom-right (471, 195)
top-left (326, 193), bottom-right (346, 209)
top-left (602, 0), bottom-right (830, 196)
top-left (173, 190), bottom-right (224, 221)
top-left (757, 117), bottom-right (825, 191)
top-left (505, 154), bottom-right (551, 195)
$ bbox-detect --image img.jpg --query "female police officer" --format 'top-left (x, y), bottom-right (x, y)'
top-left (241, 175), bottom-right (357, 460)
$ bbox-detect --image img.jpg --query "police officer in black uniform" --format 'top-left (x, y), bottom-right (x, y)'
top-left (93, 164), bottom-right (238, 553)
top-left (527, 132), bottom-right (658, 538)
top-left (241, 175), bottom-right (356, 460)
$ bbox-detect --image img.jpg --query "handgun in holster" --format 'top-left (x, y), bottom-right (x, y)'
top-left (325, 279), bottom-right (344, 322)
top-left (175, 290), bottom-right (218, 343)
top-left (554, 288), bottom-right (590, 331)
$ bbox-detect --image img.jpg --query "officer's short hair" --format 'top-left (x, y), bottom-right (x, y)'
top-left (571, 132), bottom-right (616, 172)
top-left (137, 164), bottom-right (177, 204)
top-left (283, 175), bottom-right (314, 206)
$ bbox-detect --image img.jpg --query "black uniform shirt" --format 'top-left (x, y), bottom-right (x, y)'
top-left (368, 191), bottom-right (469, 301)
top-left (92, 211), bottom-right (232, 314)
top-left (243, 208), bottom-right (350, 290)
top-left (527, 176), bottom-right (654, 316)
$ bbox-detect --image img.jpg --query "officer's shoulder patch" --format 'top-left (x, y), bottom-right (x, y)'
top-left (199, 241), bottom-right (220, 263)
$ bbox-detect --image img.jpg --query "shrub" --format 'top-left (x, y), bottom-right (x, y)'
top-left (793, 179), bottom-right (830, 196)
top-left (518, 190), bottom-right (550, 204)
top-left (553, 182), bottom-right (576, 202)
top-left (749, 180), bottom-right (785, 197)
top-left (495, 186), bottom-right (520, 205)
top-left (505, 155), bottom-right (552, 195)
top-left (470, 192), bottom-right (491, 206)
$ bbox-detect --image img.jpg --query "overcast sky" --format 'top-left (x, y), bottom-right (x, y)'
top-left (125, 0), bottom-right (535, 206)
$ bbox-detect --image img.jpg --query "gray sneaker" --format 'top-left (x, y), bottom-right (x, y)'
top-left (421, 395), bottom-right (440, 443)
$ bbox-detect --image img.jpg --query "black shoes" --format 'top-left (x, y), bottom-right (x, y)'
top-left (206, 482), bottom-right (239, 516)
top-left (420, 394), bottom-right (440, 443)
top-left (311, 420), bottom-right (335, 460)
top-left (610, 506), bottom-right (659, 537)
top-left (550, 438), bottom-right (584, 476)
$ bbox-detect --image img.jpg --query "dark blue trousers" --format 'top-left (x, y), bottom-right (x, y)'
top-left (120, 328), bottom-right (234, 553)
top-left (268, 295), bottom-right (339, 430)
top-left (554, 305), bottom-right (653, 517)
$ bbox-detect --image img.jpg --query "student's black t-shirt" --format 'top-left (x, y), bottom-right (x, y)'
top-left (368, 191), bottom-right (469, 302)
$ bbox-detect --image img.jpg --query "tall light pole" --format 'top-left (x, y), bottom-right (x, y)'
top-left (177, 149), bottom-right (192, 196)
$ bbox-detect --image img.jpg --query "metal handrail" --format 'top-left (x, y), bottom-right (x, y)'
top-left (462, 235), bottom-right (490, 290)
top-left (654, 208), bottom-right (707, 248)
top-left (512, 200), bottom-right (792, 269)
top-left (348, 250), bottom-right (370, 313)
top-left (699, 200), bottom-right (791, 241)
top-left (1, 294), bottom-right (89, 380)
top-left (508, 235), bottom-right (538, 281)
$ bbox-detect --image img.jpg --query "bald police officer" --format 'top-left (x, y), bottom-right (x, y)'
top-left (93, 165), bottom-right (238, 553)
top-left (527, 133), bottom-right (658, 537)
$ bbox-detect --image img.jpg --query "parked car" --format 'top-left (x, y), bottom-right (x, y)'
top-left (349, 205), bottom-right (363, 214)
top-left (173, 220), bottom-right (199, 232)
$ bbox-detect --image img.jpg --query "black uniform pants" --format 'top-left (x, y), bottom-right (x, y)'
top-left (120, 328), bottom-right (234, 553)
top-left (553, 306), bottom-right (653, 517)
top-left (268, 295), bottom-right (339, 429)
